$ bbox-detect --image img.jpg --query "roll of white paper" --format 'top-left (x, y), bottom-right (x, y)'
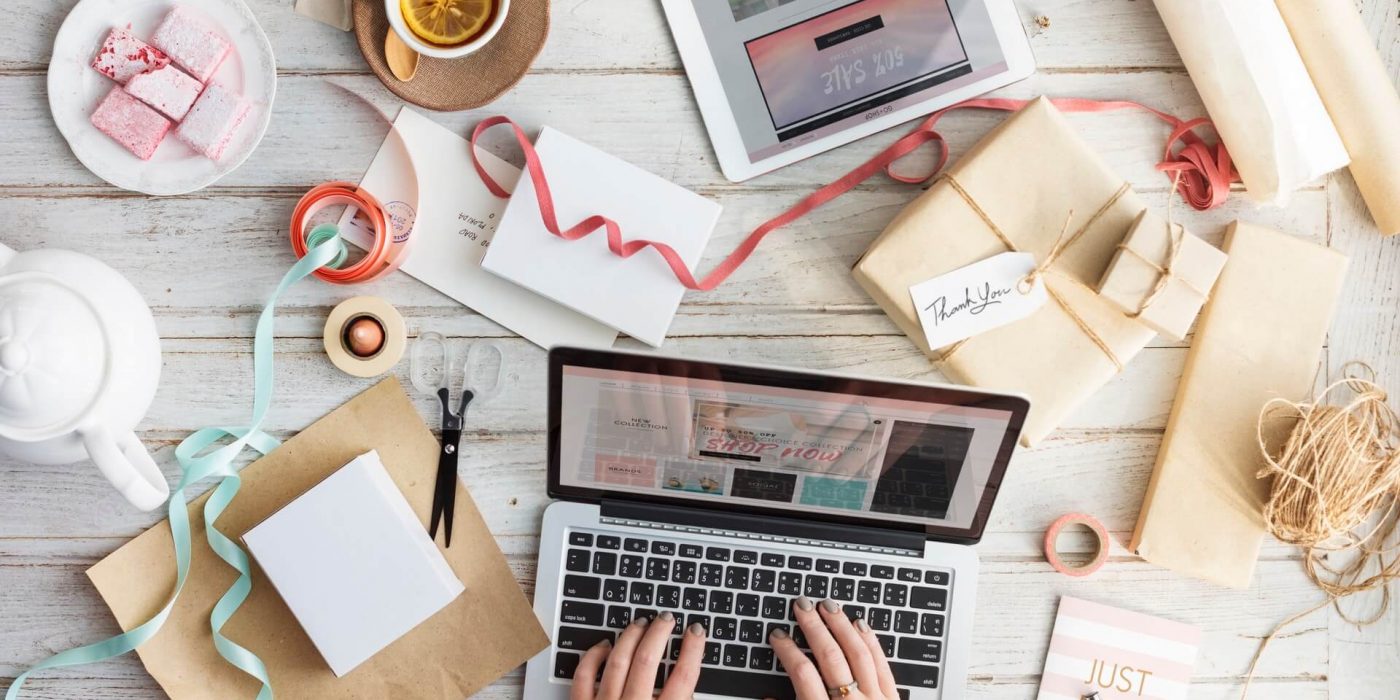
top-left (1153, 0), bottom-right (1349, 206)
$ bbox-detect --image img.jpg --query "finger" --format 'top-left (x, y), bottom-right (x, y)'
top-left (622, 611), bottom-right (675, 700)
top-left (792, 595), bottom-right (854, 689)
top-left (769, 626), bottom-right (826, 700)
top-left (570, 639), bottom-right (611, 700)
top-left (855, 616), bottom-right (899, 699)
top-left (598, 617), bottom-right (648, 700)
top-left (817, 599), bottom-right (880, 696)
top-left (659, 622), bottom-right (707, 700)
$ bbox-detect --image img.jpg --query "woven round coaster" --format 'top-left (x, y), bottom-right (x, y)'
top-left (352, 0), bottom-right (548, 112)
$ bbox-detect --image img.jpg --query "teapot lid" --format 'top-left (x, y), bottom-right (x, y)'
top-left (0, 273), bottom-right (110, 441)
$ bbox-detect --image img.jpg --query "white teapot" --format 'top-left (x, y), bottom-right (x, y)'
top-left (0, 242), bottom-right (166, 510)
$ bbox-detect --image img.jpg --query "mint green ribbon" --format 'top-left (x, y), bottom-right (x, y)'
top-left (6, 230), bottom-right (347, 700)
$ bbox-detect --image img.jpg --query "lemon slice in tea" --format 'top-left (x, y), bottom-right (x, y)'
top-left (400, 0), bottom-right (493, 47)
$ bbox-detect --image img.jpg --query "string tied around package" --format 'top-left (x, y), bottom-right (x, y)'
top-left (1241, 363), bottom-right (1400, 698)
top-left (1116, 173), bottom-right (1213, 319)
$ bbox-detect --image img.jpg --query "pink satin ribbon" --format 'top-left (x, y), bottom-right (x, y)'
top-left (469, 97), bottom-right (1238, 292)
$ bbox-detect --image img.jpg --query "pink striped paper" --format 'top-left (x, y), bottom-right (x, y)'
top-left (1036, 597), bottom-right (1201, 700)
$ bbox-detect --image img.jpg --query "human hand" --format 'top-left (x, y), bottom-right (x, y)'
top-left (570, 611), bottom-right (707, 700)
top-left (767, 596), bottom-right (901, 700)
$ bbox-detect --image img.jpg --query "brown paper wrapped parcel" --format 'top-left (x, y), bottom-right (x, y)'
top-left (853, 97), bottom-right (1158, 446)
top-left (1096, 211), bottom-right (1228, 340)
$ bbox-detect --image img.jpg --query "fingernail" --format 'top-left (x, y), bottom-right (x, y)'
top-left (795, 596), bottom-right (814, 611)
top-left (596, 639), bottom-right (612, 649)
top-left (820, 599), bottom-right (841, 614)
top-left (855, 618), bottom-right (871, 633)
top-left (633, 616), bottom-right (649, 628)
top-left (770, 627), bottom-right (789, 640)
top-left (688, 622), bottom-right (707, 637)
top-left (660, 611), bottom-right (674, 622)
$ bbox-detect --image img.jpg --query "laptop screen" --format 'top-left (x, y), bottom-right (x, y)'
top-left (548, 348), bottom-right (1027, 541)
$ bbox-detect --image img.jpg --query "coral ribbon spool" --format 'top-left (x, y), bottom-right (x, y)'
top-left (1044, 513), bottom-right (1111, 577)
top-left (288, 181), bottom-right (410, 284)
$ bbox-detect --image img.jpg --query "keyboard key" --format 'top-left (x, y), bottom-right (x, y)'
top-left (653, 664), bottom-right (666, 690)
top-left (831, 577), bottom-right (855, 601)
top-left (868, 608), bottom-right (892, 631)
top-left (625, 538), bottom-right (648, 552)
top-left (889, 661), bottom-right (939, 689)
top-left (842, 604), bottom-right (866, 622)
top-left (646, 558), bottom-right (670, 581)
top-left (816, 559), bottom-right (840, 573)
top-left (898, 567), bottom-right (922, 583)
top-left (876, 634), bottom-right (896, 658)
top-left (722, 644), bottom-right (747, 668)
top-left (748, 645), bottom-right (775, 671)
top-left (791, 626), bottom-right (808, 649)
top-left (778, 572), bottom-right (802, 595)
top-left (725, 566), bottom-right (750, 590)
top-left (688, 614), bottom-right (712, 636)
top-left (669, 638), bottom-right (683, 661)
top-left (894, 610), bottom-right (919, 634)
top-left (843, 562), bottom-right (868, 576)
top-left (740, 619), bottom-right (765, 643)
top-left (629, 582), bottom-right (655, 606)
top-left (898, 690), bottom-right (911, 700)
top-left (898, 637), bottom-right (942, 663)
top-left (709, 591), bottom-right (734, 614)
top-left (761, 553), bottom-right (785, 567)
top-left (673, 560), bottom-right (697, 584)
top-left (751, 569), bottom-right (776, 592)
top-left (925, 570), bottom-right (951, 586)
top-left (563, 575), bottom-right (601, 600)
top-left (871, 565), bottom-right (894, 579)
top-left (703, 642), bottom-right (722, 665)
top-left (706, 547), bottom-right (731, 562)
top-left (554, 651), bottom-right (580, 679)
top-left (592, 551), bottom-right (617, 576)
top-left (556, 626), bottom-right (615, 651)
top-left (560, 600), bottom-right (605, 626)
top-left (569, 532), bottom-right (593, 547)
top-left (765, 622), bottom-right (791, 640)
top-left (803, 574), bottom-right (829, 599)
top-left (857, 581), bottom-right (882, 603)
top-left (597, 535), bottom-right (621, 550)
top-left (735, 593), bottom-right (760, 617)
top-left (680, 544), bottom-right (703, 558)
top-left (620, 555), bottom-right (644, 578)
top-left (694, 668), bottom-right (798, 700)
top-left (911, 586), bottom-right (948, 611)
top-left (651, 541), bottom-right (676, 556)
top-left (920, 613), bottom-right (945, 637)
top-left (634, 607), bottom-right (658, 623)
top-left (788, 556), bottom-right (812, 570)
top-left (761, 596), bottom-right (787, 620)
top-left (700, 563), bottom-right (724, 587)
top-left (666, 611), bottom-right (684, 634)
top-left (566, 549), bottom-right (590, 572)
top-left (883, 583), bottom-right (908, 607)
top-left (603, 579), bottom-right (628, 603)
top-left (657, 584), bottom-right (681, 609)
top-left (734, 550), bottom-right (758, 564)
top-left (683, 588), bottom-right (707, 611)
top-left (606, 605), bottom-right (632, 628)
top-left (714, 616), bottom-right (738, 641)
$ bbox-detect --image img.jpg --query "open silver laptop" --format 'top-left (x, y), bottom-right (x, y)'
top-left (524, 347), bottom-right (1029, 699)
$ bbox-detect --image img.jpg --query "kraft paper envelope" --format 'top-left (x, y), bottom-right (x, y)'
top-left (87, 379), bottom-right (548, 698)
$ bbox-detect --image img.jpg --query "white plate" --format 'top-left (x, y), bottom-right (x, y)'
top-left (48, 0), bottom-right (276, 195)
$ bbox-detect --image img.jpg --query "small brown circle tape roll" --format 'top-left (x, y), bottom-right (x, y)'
top-left (323, 296), bottom-right (407, 378)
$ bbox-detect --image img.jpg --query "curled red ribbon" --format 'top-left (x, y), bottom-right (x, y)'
top-left (469, 97), bottom-right (1238, 292)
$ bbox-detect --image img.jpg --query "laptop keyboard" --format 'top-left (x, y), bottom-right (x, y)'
top-left (551, 529), bottom-right (950, 700)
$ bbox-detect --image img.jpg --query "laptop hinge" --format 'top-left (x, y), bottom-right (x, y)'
top-left (600, 500), bottom-right (926, 558)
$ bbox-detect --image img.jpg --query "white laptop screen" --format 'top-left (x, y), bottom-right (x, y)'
top-left (550, 349), bottom-right (1026, 536)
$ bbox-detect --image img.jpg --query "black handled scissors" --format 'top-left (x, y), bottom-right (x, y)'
top-left (412, 333), bottom-right (502, 547)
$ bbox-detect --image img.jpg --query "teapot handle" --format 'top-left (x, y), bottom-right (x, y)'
top-left (82, 427), bottom-right (169, 511)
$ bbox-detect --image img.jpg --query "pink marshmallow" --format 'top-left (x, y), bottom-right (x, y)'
top-left (176, 82), bottom-right (249, 160)
top-left (91, 86), bottom-right (172, 160)
top-left (125, 64), bottom-right (203, 120)
top-left (151, 7), bottom-right (230, 82)
top-left (91, 27), bottom-right (170, 84)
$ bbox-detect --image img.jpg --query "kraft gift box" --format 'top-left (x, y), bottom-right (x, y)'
top-left (853, 97), bottom-right (1159, 446)
top-left (1096, 211), bottom-right (1228, 340)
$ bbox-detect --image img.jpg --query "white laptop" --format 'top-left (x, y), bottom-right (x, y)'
top-left (524, 347), bottom-right (1030, 699)
top-left (660, 0), bottom-right (1036, 182)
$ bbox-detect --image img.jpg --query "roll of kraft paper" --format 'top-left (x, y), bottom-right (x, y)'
top-left (1275, 0), bottom-right (1400, 236)
top-left (1153, 0), bottom-right (1349, 206)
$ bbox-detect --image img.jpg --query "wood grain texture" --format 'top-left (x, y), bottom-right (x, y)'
top-left (1, 0), bottom-right (1397, 698)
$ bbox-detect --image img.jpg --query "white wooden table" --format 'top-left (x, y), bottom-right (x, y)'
top-left (3, 1), bottom-right (1399, 698)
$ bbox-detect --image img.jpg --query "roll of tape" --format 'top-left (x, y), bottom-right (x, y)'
top-left (323, 296), bottom-right (407, 378)
top-left (1044, 513), bottom-right (1111, 577)
top-left (291, 182), bottom-right (412, 285)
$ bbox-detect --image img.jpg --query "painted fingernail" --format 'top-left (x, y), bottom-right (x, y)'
top-left (821, 599), bottom-right (841, 614)
top-left (770, 627), bottom-right (789, 641)
top-left (855, 618), bottom-right (871, 633)
top-left (660, 611), bottom-right (674, 622)
top-left (633, 616), bottom-right (650, 628)
top-left (795, 596), bottom-right (814, 611)
top-left (688, 622), bottom-right (707, 637)
top-left (595, 638), bottom-right (613, 649)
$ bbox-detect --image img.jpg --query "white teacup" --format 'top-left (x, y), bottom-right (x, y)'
top-left (386, 0), bottom-right (510, 59)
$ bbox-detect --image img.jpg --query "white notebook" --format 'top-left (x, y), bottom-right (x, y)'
top-left (243, 450), bottom-right (464, 677)
top-left (481, 127), bottom-right (723, 346)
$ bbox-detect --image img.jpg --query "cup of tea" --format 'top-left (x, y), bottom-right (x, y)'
top-left (386, 0), bottom-right (509, 59)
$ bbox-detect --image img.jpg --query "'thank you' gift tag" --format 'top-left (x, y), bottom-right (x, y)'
top-left (909, 252), bottom-right (1048, 349)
